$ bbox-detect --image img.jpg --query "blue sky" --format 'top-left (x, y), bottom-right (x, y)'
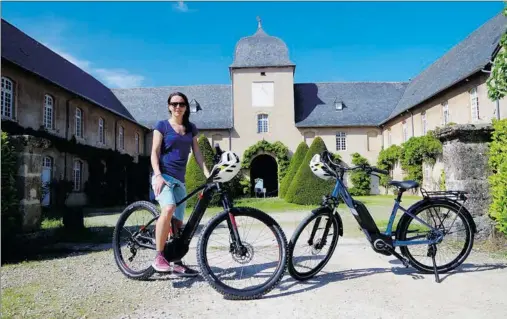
top-left (2, 1), bottom-right (504, 88)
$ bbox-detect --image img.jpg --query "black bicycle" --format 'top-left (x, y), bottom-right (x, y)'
top-left (287, 150), bottom-right (476, 283)
top-left (112, 145), bottom-right (288, 300)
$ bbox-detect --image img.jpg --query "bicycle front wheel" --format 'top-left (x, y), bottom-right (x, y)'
top-left (288, 207), bottom-right (340, 281)
top-left (196, 206), bottom-right (288, 300)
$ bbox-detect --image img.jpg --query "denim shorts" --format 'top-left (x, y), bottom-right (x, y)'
top-left (151, 174), bottom-right (187, 221)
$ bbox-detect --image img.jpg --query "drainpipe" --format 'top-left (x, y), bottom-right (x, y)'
top-left (496, 99), bottom-right (500, 119)
top-left (380, 124), bottom-right (384, 149)
top-left (228, 128), bottom-right (232, 151)
top-left (64, 97), bottom-right (78, 180)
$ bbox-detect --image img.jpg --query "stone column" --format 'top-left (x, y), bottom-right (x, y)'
top-left (11, 135), bottom-right (51, 232)
top-left (434, 124), bottom-right (494, 239)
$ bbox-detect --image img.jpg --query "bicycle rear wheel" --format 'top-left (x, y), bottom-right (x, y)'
top-left (288, 207), bottom-right (340, 281)
top-left (197, 206), bottom-right (288, 300)
top-left (397, 199), bottom-right (475, 274)
top-left (112, 200), bottom-right (159, 280)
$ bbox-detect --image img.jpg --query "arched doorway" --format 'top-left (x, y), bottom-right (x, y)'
top-left (250, 154), bottom-right (278, 197)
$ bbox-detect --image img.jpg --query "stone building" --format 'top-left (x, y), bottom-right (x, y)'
top-left (112, 12), bottom-right (507, 195)
top-left (2, 11), bottom-right (506, 202)
top-left (1, 19), bottom-right (150, 206)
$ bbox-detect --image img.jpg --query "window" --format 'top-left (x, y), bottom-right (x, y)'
top-left (42, 156), bottom-right (53, 169)
top-left (336, 132), bottom-right (346, 151)
top-left (1, 76), bottom-right (14, 119)
top-left (73, 160), bottom-right (83, 191)
top-left (421, 112), bottom-right (427, 135)
top-left (257, 114), bottom-right (268, 133)
top-left (442, 101), bottom-right (449, 125)
top-left (402, 121), bottom-right (408, 142)
top-left (135, 133), bottom-right (140, 153)
top-left (75, 108), bottom-right (83, 138)
top-left (252, 82), bottom-right (274, 107)
top-left (119, 126), bottom-right (125, 149)
top-left (470, 87), bottom-right (479, 121)
top-left (98, 117), bottom-right (105, 144)
top-left (43, 94), bottom-right (54, 129)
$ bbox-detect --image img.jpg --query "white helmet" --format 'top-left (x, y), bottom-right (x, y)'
top-left (210, 150), bottom-right (241, 183)
top-left (309, 153), bottom-right (335, 181)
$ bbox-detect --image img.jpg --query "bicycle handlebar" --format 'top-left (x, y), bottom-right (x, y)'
top-left (321, 150), bottom-right (389, 176)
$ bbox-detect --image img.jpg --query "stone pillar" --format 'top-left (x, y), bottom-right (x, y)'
top-left (10, 135), bottom-right (51, 232)
top-left (434, 124), bottom-right (494, 239)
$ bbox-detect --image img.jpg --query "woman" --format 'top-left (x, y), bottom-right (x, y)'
top-left (150, 91), bottom-right (210, 276)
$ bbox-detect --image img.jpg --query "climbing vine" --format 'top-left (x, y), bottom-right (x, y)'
top-left (242, 140), bottom-right (290, 180)
top-left (376, 144), bottom-right (402, 193)
top-left (1, 120), bottom-right (149, 206)
top-left (400, 132), bottom-right (442, 184)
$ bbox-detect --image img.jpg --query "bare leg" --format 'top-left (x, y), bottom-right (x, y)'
top-left (155, 205), bottom-right (175, 252)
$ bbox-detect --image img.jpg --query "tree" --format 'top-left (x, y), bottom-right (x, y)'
top-left (279, 142), bottom-right (309, 198)
top-left (349, 152), bottom-right (371, 196)
top-left (486, 4), bottom-right (507, 101)
top-left (285, 137), bottom-right (335, 205)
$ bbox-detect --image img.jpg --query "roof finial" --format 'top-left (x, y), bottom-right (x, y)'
top-left (257, 16), bottom-right (262, 29)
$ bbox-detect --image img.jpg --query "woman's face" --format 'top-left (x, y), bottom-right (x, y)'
top-left (168, 95), bottom-right (187, 118)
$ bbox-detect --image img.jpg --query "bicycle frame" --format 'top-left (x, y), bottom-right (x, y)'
top-left (330, 173), bottom-right (442, 247)
top-left (132, 180), bottom-right (241, 254)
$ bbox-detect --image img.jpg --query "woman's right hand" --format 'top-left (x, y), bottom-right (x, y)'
top-left (153, 174), bottom-right (167, 197)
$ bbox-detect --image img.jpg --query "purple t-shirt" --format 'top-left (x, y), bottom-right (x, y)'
top-left (154, 120), bottom-right (198, 183)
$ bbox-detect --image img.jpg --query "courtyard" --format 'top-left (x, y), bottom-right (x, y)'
top-left (2, 196), bottom-right (507, 319)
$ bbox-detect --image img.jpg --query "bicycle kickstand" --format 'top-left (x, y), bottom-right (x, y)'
top-left (429, 245), bottom-right (440, 283)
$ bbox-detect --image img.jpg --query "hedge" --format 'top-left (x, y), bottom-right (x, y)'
top-left (285, 137), bottom-right (334, 205)
top-left (488, 118), bottom-right (507, 236)
top-left (279, 142), bottom-right (309, 198)
top-left (349, 152), bottom-right (370, 196)
top-left (185, 134), bottom-right (217, 207)
top-left (1, 132), bottom-right (22, 241)
top-left (185, 135), bottom-right (246, 207)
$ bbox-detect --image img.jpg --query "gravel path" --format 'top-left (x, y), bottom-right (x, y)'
top-left (2, 211), bottom-right (507, 319)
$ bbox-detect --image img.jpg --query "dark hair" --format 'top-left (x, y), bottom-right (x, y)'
top-left (167, 91), bottom-right (192, 133)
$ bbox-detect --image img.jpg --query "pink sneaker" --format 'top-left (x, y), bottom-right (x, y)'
top-left (152, 253), bottom-right (171, 272)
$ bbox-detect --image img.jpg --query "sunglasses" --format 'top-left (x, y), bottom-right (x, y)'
top-left (169, 102), bottom-right (187, 108)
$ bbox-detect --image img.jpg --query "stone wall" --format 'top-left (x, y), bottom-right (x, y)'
top-left (435, 124), bottom-right (495, 239)
top-left (10, 134), bottom-right (51, 232)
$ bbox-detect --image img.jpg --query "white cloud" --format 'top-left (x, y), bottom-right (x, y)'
top-left (174, 1), bottom-right (189, 12)
top-left (173, 1), bottom-right (196, 13)
top-left (94, 68), bottom-right (145, 88)
top-left (23, 18), bottom-right (146, 88)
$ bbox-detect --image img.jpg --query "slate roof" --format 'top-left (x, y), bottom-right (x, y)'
top-left (0, 19), bottom-right (143, 127)
top-left (294, 82), bottom-right (409, 127)
top-left (381, 12), bottom-right (507, 124)
top-left (111, 85), bottom-right (233, 130)
top-left (230, 26), bottom-right (295, 69)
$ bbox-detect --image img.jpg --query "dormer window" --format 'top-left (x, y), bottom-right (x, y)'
top-left (334, 99), bottom-right (344, 110)
top-left (189, 99), bottom-right (200, 113)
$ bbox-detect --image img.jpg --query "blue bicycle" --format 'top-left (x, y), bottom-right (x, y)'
top-left (287, 150), bottom-right (476, 283)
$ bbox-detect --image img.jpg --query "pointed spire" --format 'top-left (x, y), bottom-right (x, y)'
top-left (257, 16), bottom-right (262, 29)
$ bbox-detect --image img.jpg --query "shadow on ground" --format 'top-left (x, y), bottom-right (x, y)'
top-left (264, 261), bottom-right (507, 299)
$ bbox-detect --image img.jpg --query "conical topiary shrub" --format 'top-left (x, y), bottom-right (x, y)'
top-left (279, 142), bottom-right (309, 198)
top-left (285, 136), bottom-right (335, 205)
